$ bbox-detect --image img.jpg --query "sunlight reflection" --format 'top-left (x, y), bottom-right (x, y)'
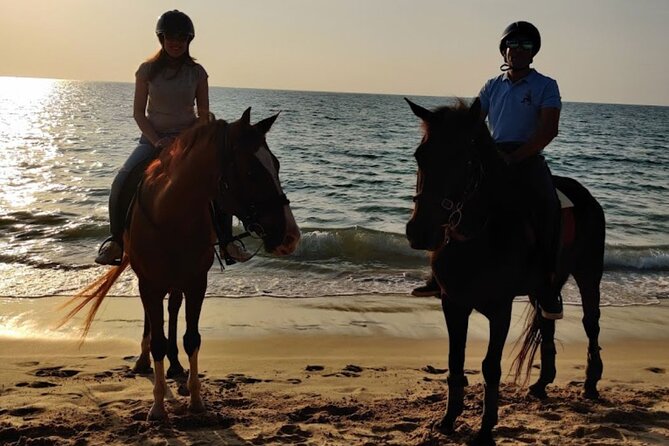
top-left (0, 77), bottom-right (61, 208)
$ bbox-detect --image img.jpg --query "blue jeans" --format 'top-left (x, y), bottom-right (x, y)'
top-left (107, 135), bottom-right (167, 241)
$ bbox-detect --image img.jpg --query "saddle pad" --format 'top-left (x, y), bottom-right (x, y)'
top-left (556, 188), bottom-right (574, 209)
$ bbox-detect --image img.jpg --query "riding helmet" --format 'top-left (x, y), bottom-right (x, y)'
top-left (156, 10), bottom-right (195, 41)
top-left (499, 21), bottom-right (541, 56)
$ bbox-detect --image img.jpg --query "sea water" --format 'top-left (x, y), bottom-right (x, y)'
top-left (0, 77), bottom-right (667, 306)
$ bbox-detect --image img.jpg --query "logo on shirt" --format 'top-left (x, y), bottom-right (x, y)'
top-left (521, 90), bottom-right (532, 105)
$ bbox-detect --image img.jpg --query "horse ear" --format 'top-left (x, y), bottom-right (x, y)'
top-left (469, 97), bottom-right (482, 121)
top-left (255, 112), bottom-right (280, 135)
top-left (404, 97), bottom-right (434, 123)
top-left (241, 107), bottom-right (251, 126)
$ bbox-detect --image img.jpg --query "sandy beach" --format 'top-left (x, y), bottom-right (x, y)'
top-left (1, 295), bottom-right (668, 445)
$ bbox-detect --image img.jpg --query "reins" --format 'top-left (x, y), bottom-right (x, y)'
top-left (213, 124), bottom-right (290, 269)
top-left (413, 138), bottom-right (489, 246)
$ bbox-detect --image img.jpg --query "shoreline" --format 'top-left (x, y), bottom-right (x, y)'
top-left (2, 294), bottom-right (669, 341)
top-left (1, 296), bottom-right (668, 445)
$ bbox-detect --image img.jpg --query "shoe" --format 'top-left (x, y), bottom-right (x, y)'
top-left (411, 278), bottom-right (440, 297)
top-left (95, 239), bottom-right (123, 265)
top-left (225, 240), bottom-right (252, 263)
top-left (539, 293), bottom-right (564, 320)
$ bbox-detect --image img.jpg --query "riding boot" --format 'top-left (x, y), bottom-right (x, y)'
top-left (96, 139), bottom-right (160, 265)
top-left (521, 156), bottom-right (563, 320)
top-left (412, 275), bottom-right (440, 297)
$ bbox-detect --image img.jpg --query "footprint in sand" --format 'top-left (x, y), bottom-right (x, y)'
top-left (33, 366), bottom-right (80, 378)
top-left (15, 361), bottom-right (39, 367)
top-left (8, 406), bottom-right (45, 417)
top-left (422, 365), bottom-right (447, 374)
top-left (214, 374), bottom-right (265, 390)
top-left (277, 423), bottom-right (313, 439)
top-left (16, 381), bottom-right (58, 389)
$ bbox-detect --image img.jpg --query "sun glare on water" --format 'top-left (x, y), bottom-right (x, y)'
top-left (0, 76), bottom-right (61, 208)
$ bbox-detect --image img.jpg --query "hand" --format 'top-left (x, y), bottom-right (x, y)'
top-left (154, 136), bottom-right (175, 149)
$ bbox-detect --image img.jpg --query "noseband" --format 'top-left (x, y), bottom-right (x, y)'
top-left (413, 144), bottom-right (485, 244)
top-left (221, 183), bottom-right (290, 240)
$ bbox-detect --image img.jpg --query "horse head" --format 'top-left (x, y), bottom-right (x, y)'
top-left (218, 107), bottom-right (300, 256)
top-left (405, 98), bottom-right (491, 251)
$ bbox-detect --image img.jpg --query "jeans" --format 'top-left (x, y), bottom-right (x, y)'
top-left (107, 134), bottom-right (166, 241)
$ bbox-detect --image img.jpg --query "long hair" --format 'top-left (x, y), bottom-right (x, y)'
top-left (146, 47), bottom-right (197, 81)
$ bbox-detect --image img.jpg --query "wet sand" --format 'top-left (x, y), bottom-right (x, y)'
top-left (0, 296), bottom-right (668, 445)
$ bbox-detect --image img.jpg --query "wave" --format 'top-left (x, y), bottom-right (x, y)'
top-left (604, 246), bottom-right (669, 271)
top-left (291, 226), bottom-right (424, 265)
top-left (1, 210), bottom-right (668, 272)
top-left (289, 227), bottom-right (669, 271)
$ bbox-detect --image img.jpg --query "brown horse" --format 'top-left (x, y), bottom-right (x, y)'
top-left (405, 98), bottom-right (605, 443)
top-left (61, 108), bottom-right (300, 421)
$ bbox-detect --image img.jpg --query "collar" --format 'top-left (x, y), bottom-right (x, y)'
top-left (502, 68), bottom-right (536, 84)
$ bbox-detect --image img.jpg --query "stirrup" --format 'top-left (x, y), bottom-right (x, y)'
top-left (95, 237), bottom-right (123, 266)
top-left (411, 277), bottom-right (440, 297)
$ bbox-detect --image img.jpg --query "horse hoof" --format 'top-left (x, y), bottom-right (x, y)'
top-left (189, 400), bottom-right (206, 414)
top-left (166, 366), bottom-right (187, 380)
top-left (436, 416), bottom-right (456, 434)
top-left (529, 383), bottom-right (548, 400)
top-left (471, 429), bottom-right (495, 446)
top-left (132, 364), bottom-right (153, 375)
top-left (177, 382), bottom-right (191, 397)
top-left (583, 387), bottom-right (600, 400)
top-left (147, 405), bottom-right (168, 422)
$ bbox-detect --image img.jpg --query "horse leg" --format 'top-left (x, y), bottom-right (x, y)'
top-left (476, 299), bottom-right (513, 443)
top-left (183, 280), bottom-right (206, 414)
top-left (166, 291), bottom-right (187, 380)
top-left (140, 284), bottom-right (169, 421)
top-left (574, 269), bottom-right (603, 399)
top-left (132, 311), bottom-right (153, 374)
top-left (438, 298), bottom-right (472, 434)
top-left (528, 298), bottom-right (557, 400)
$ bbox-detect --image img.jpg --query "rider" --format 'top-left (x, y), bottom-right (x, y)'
top-left (412, 21), bottom-right (563, 320)
top-left (95, 10), bottom-right (251, 265)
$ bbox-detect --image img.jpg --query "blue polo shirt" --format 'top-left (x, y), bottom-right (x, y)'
top-left (479, 69), bottom-right (561, 143)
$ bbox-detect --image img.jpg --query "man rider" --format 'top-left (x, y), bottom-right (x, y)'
top-left (412, 21), bottom-right (564, 320)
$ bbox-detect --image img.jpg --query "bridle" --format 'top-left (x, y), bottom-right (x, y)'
top-left (412, 138), bottom-right (486, 245)
top-left (216, 123), bottom-right (290, 245)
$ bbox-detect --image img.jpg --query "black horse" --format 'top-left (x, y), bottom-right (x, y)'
top-left (405, 98), bottom-right (605, 442)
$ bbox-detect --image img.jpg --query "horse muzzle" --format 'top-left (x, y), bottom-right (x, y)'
top-left (264, 206), bottom-right (301, 256)
top-left (406, 218), bottom-right (443, 251)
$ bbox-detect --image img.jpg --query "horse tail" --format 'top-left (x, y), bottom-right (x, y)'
top-left (58, 256), bottom-right (130, 342)
top-left (511, 302), bottom-right (542, 386)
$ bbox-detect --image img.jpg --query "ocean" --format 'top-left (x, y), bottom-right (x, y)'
top-left (0, 76), bottom-right (667, 307)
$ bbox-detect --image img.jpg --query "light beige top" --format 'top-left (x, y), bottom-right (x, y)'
top-left (136, 61), bottom-right (208, 134)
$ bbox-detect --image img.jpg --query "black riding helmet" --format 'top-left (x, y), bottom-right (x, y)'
top-left (499, 21), bottom-right (541, 56)
top-left (156, 10), bottom-right (195, 41)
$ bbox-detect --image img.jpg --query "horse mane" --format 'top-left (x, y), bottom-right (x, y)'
top-left (422, 98), bottom-right (478, 140)
top-left (144, 116), bottom-right (227, 186)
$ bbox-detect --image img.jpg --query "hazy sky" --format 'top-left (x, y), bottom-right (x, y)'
top-left (2, 0), bottom-right (668, 105)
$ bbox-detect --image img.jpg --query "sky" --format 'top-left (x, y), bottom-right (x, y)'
top-left (2, 0), bottom-right (668, 106)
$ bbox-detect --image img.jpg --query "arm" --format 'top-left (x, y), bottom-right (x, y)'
top-left (505, 107), bottom-right (560, 164)
top-left (195, 75), bottom-right (210, 124)
top-left (133, 77), bottom-right (167, 147)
